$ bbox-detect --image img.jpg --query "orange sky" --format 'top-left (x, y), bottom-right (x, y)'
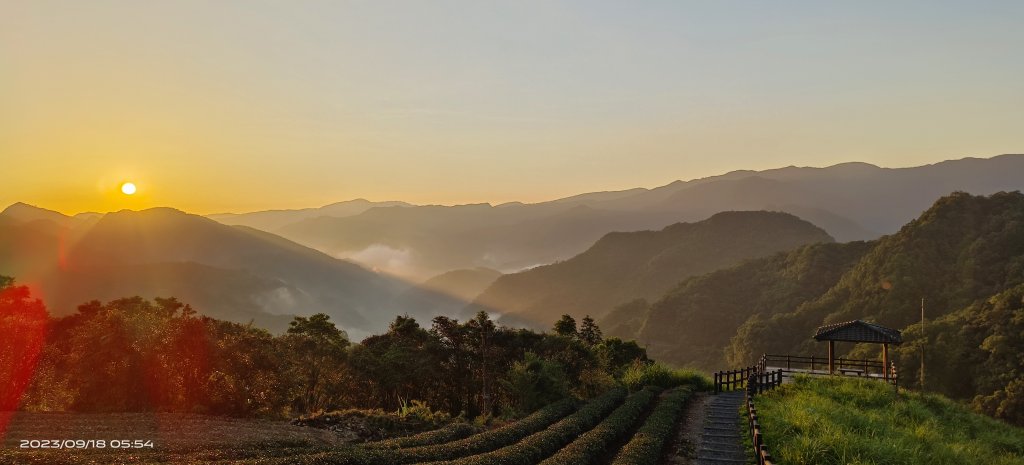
top-left (3, 2), bottom-right (1023, 215)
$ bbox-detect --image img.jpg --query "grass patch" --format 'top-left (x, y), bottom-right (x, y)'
top-left (756, 376), bottom-right (1024, 465)
top-left (621, 362), bottom-right (712, 392)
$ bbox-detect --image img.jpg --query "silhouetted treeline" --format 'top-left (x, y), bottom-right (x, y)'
top-left (1, 277), bottom-right (648, 418)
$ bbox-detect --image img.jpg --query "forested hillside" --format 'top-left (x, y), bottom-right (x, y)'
top-left (611, 191), bottom-right (1024, 424)
top-left (726, 191), bottom-right (1024, 366)
top-left (473, 211), bottom-right (833, 327)
top-left (894, 283), bottom-right (1024, 424)
top-left (604, 240), bottom-right (874, 370)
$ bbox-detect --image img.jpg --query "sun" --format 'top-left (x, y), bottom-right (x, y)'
top-left (121, 182), bottom-right (137, 195)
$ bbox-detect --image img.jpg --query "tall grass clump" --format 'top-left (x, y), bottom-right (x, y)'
top-left (757, 376), bottom-right (1024, 465)
top-left (621, 361), bottom-right (711, 391)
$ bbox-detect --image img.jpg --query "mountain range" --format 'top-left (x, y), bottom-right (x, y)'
top-left (0, 205), bottom-right (471, 338)
top-left (4, 153), bottom-right (1024, 344)
top-left (212, 155), bottom-right (1024, 280)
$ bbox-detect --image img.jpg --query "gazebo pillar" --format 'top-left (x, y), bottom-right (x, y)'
top-left (828, 340), bottom-right (835, 374)
top-left (882, 343), bottom-right (889, 381)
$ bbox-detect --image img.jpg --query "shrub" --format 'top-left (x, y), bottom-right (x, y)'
top-left (397, 399), bottom-right (452, 424)
top-left (430, 386), bottom-right (630, 465)
top-left (243, 396), bottom-right (583, 465)
top-left (611, 387), bottom-right (693, 465)
top-left (292, 407), bottom-right (448, 441)
top-left (621, 361), bottom-right (710, 391)
top-left (538, 386), bottom-right (661, 465)
top-left (502, 352), bottom-right (570, 416)
top-left (361, 422), bottom-right (478, 449)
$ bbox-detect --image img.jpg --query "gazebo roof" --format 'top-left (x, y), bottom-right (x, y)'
top-left (813, 320), bottom-right (902, 345)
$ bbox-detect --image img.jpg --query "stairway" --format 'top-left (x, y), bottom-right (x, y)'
top-left (694, 391), bottom-right (752, 465)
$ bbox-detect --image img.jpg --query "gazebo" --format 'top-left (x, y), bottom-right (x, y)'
top-left (813, 320), bottom-right (902, 380)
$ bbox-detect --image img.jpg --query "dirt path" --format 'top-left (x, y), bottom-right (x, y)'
top-left (661, 391), bottom-right (710, 464)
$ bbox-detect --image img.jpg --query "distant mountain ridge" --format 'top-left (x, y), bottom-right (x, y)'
top-left (208, 198), bottom-right (411, 231)
top-left (420, 267), bottom-right (502, 302)
top-left (210, 155), bottom-right (1024, 279)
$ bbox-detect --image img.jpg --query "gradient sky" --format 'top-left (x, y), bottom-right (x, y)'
top-left (3, 1), bottom-right (1023, 215)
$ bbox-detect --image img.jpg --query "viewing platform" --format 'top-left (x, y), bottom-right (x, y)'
top-left (759, 354), bottom-right (897, 385)
top-left (714, 320), bottom-right (903, 394)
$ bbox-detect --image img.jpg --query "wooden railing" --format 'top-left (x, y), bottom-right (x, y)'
top-left (758, 354), bottom-right (898, 385)
top-left (745, 368), bottom-right (782, 465)
top-left (758, 353), bottom-right (883, 373)
top-left (746, 387), bottom-right (776, 465)
top-left (747, 368), bottom-right (784, 395)
top-left (713, 366), bottom-right (756, 393)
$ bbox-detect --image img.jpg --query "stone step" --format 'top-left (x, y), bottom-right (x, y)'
top-left (706, 416), bottom-right (739, 422)
top-left (700, 444), bottom-right (747, 453)
top-left (693, 392), bottom-right (753, 465)
top-left (706, 412), bottom-right (741, 418)
top-left (701, 431), bottom-right (742, 440)
top-left (694, 457), bottom-right (752, 465)
top-left (699, 447), bottom-right (751, 461)
top-left (702, 436), bottom-right (742, 444)
top-left (701, 438), bottom-right (742, 446)
top-left (704, 426), bottom-right (740, 433)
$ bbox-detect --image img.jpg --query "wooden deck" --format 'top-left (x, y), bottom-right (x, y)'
top-left (764, 366), bottom-right (891, 383)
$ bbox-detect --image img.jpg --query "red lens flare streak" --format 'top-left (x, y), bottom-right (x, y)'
top-left (0, 285), bottom-right (49, 438)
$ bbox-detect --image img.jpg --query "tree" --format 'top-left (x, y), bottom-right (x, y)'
top-left (204, 320), bottom-right (288, 417)
top-left (578, 315), bottom-right (602, 345)
top-left (553, 314), bottom-right (577, 337)
top-left (0, 277), bottom-right (48, 415)
top-left (282, 313), bottom-right (350, 413)
top-left (594, 338), bottom-right (649, 375)
top-left (466, 311), bottom-right (497, 415)
top-left (501, 352), bottom-right (568, 415)
top-left (430, 316), bottom-right (473, 415)
top-left (348, 315), bottom-right (442, 411)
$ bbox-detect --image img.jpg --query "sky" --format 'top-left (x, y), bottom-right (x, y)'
top-left (2, 1), bottom-right (1023, 215)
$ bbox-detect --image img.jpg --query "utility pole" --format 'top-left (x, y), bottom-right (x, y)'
top-left (920, 297), bottom-right (925, 392)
